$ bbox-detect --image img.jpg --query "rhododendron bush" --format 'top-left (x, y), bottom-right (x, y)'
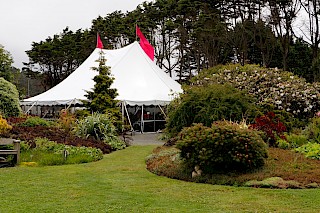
top-left (193, 64), bottom-right (320, 120)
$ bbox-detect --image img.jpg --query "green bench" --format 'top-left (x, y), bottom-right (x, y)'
top-left (0, 138), bottom-right (21, 165)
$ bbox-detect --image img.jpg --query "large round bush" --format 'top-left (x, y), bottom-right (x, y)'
top-left (166, 83), bottom-right (260, 136)
top-left (176, 122), bottom-right (268, 173)
top-left (0, 77), bottom-right (21, 117)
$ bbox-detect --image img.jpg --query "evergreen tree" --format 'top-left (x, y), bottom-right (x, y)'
top-left (84, 51), bottom-right (120, 116)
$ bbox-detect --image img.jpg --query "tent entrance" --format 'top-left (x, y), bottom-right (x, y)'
top-left (124, 105), bottom-right (166, 133)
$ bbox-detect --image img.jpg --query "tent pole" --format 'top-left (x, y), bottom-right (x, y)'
top-left (154, 106), bottom-right (156, 132)
top-left (158, 104), bottom-right (167, 118)
top-left (121, 102), bottom-right (125, 132)
top-left (25, 101), bottom-right (37, 114)
top-left (124, 103), bottom-right (134, 132)
top-left (66, 99), bottom-right (75, 110)
top-left (141, 105), bottom-right (144, 133)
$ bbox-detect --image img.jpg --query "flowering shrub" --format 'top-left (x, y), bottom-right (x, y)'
top-left (250, 112), bottom-right (287, 147)
top-left (193, 64), bottom-right (320, 121)
top-left (0, 115), bottom-right (12, 135)
top-left (176, 122), bottom-right (268, 174)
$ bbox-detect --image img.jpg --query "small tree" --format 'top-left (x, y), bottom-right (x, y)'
top-left (83, 51), bottom-right (121, 126)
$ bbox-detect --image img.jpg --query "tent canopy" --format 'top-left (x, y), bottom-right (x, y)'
top-left (20, 41), bottom-right (183, 107)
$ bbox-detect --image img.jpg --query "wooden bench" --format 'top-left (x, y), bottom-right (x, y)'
top-left (0, 138), bottom-right (21, 165)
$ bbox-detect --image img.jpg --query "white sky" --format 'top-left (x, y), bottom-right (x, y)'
top-left (0, 0), bottom-right (149, 69)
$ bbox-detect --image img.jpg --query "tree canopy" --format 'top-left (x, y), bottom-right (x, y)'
top-left (24, 0), bottom-right (320, 92)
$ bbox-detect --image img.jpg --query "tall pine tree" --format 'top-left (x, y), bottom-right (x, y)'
top-left (84, 51), bottom-right (120, 116)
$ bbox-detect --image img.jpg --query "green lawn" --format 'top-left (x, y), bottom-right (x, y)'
top-left (1, 145), bottom-right (319, 212)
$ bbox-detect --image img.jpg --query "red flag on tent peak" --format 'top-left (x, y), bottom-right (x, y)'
top-left (136, 25), bottom-right (154, 61)
top-left (96, 33), bottom-right (103, 49)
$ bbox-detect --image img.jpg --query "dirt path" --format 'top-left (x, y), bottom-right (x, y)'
top-left (129, 132), bottom-right (164, 146)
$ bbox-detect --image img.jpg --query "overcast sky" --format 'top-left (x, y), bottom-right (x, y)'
top-left (0, 0), bottom-right (149, 69)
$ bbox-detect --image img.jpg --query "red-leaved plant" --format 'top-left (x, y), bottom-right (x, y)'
top-left (250, 112), bottom-right (287, 147)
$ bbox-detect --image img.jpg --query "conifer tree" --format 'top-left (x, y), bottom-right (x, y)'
top-left (84, 51), bottom-right (120, 117)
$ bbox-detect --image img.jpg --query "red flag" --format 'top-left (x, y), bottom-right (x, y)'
top-left (96, 33), bottom-right (103, 49)
top-left (136, 25), bottom-right (154, 61)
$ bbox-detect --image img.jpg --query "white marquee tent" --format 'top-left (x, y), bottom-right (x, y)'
top-left (21, 41), bottom-right (182, 107)
top-left (20, 41), bottom-right (183, 131)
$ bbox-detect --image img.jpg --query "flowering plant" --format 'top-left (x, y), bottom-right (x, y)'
top-left (193, 64), bottom-right (320, 120)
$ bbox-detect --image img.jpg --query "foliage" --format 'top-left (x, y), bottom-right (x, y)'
top-left (244, 177), bottom-right (302, 189)
top-left (83, 52), bottom-right (122, 132)
top-left (6, 116), bottom-right (28, 126)
top-left (250, 112), bottom-right (287, 147)
top-left (19, 116), bottom-right (53, 127)
top-left (303, 117), bottom-right (320, 144)
top-left (21, 137), bottom-right (103, 166)
top-left (0, 77), bottom-right (22, 117)
top-left (275, 138), bottom-right (291, 150)
top-left (74, 109), bottom-right (91, 119)
top-left (19, 141), bottom-right (31, 151)
top-left (83, 53), bottom-right (119, 114)
top-left (146, 145), bottom-right (320, 188)
top-left (166, 83), bottom-right (260, 136)
top-left (0, 115), bottom-right (12, 135)
top-left (57, 109), bottom-right (76, 133)
top-left (311, 55), bottom-right (320, 82)
top-left (286, 133), bottom-right (309, 147)
top-left (288, 38), bottom-right (313, 82)
top-left (176, 122), bottom-right (268, 174)
top-left (277, 132), bottom-right (309, 150)
top-left (73, 113), bottom-right (125, 150)
top-left (193, 64), bottom-right (320, 121)
top-left (0, 44), bottom-right (14, 82)
top-left (277, 133), bottom-right (309, 149)
top-left (25, 27), bottom-right (94, 89)
top-left (8, 125), bottom-right (111, 154)
top-left (146, 146), bottom-right (190, 179)
top-left (26, 0), bottom-right (318, 88)
top-left (295, 143), bottom-right (320, 160)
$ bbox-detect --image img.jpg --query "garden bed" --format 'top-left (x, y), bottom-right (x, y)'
top-left (3, 125), bottom-right (111, 154)
top-left (146, 146), bottom-right (320, 189)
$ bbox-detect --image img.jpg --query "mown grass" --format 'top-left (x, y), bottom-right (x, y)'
top-left (1, 145), bottom-right (320, 212)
